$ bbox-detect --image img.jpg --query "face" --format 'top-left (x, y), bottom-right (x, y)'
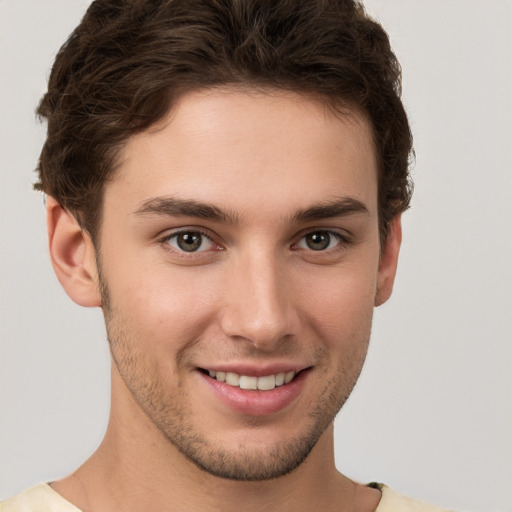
top-left (95, 88), bottom-right (394, 480)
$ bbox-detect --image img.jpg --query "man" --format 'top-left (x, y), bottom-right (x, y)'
top-left (1, 0), bottom-right (451, 510)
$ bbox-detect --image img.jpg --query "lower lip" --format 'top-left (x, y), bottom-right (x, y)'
top-left (199, 370), bottom-right (309, 416)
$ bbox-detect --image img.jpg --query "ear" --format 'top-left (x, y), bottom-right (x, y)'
top-left (46, 196), bottom-right (101, 307)
top-left (374, 215), bottom-right (402, 307)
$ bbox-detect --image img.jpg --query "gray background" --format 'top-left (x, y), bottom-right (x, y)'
top-left (1, 1), bottom-right (511, 510)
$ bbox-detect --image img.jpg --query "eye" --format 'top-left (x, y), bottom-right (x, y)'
top-left (165, 231), bottom-right (215, 253)
top-left (296, 231), bottom-right (343, 251)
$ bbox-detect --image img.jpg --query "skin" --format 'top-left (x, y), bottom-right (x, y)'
top-left (47, 88), bottom-right (401, 512)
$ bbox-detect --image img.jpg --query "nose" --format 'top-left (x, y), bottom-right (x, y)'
top-left (219, 249), bottom-right (297, 351)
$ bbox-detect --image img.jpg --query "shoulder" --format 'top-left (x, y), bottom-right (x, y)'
top-left (0, 484), bottom-right (81, 512)
top-left (371, 483), bottom-right (454, 512)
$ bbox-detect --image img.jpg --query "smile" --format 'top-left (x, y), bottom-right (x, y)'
top-left (205, 370), bottom-right (296, 390)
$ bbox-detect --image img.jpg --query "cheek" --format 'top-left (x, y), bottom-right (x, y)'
top-left (105, 260), bottom-right (220, 352)
top-left (296, 263), bottom-right (378, 343)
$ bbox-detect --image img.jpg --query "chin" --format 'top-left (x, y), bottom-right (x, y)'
top-left (169, 425), bottom-right (324, 481)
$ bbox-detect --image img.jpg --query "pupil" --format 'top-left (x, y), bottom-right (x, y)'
top-left (307, 232), bottom-right (330, 251)
top-left (177, 232), bottom-right (202, 252)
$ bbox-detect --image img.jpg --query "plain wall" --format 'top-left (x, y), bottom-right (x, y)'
top-left (1, 1), bottom-right (511, 510)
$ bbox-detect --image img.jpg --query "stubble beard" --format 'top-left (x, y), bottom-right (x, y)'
top-left (99, 273), bottom-right (370, 482)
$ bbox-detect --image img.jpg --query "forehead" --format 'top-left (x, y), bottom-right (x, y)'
top-left (106, 88), bottom-right (378, 221)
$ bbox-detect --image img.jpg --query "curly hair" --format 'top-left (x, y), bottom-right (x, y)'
top-left (35, 0), bottom-right (413, 242)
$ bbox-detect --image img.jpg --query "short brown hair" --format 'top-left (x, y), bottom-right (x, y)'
top-left (35, 0), bottom-right (413, 242)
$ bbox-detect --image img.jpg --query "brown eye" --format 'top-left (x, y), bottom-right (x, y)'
top-left (167, 231), bottom-right (214, 252)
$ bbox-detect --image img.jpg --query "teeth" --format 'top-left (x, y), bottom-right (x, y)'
top-left (257, 374), bottom-right (275, 391)
top-left (284, 371), bottom-right (295, 384)
top-left (207, 370), bottom-right (296, 390)
top-left (225, 372), bottom-right (239, 386)
top-left (239, 375), bottom-right (258, 390)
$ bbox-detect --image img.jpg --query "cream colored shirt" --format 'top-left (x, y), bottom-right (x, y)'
top-left (0, 482), bottom-right (452, 511)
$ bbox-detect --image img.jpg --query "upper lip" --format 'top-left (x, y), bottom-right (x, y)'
top-left (198, 363), bottom-right (310, 377)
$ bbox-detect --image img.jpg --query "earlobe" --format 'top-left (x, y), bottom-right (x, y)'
top-left (374, 215), bottom-right (402, 307)
top-left (46, 196), bottom-right (101, 307)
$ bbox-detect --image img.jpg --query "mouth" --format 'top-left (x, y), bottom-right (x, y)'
top-left (201, 369), bottom-right (298, 391)
top-left (198, 366), bottom-right (310, 416)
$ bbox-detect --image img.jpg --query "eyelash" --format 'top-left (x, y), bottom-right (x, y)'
top-left (293, 230), bottom-right (349, 253)
top-left (159, 228), bottom-right (350, 257)
top-left (160, 229), bottom-right (220, 255)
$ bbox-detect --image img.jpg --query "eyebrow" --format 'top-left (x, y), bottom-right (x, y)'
top-left (132, 195), bottom-right (368, 224)
top-left (291, 197), bottom-right (369, 223)
top-left (133, 196), bottom-right (239, 224)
